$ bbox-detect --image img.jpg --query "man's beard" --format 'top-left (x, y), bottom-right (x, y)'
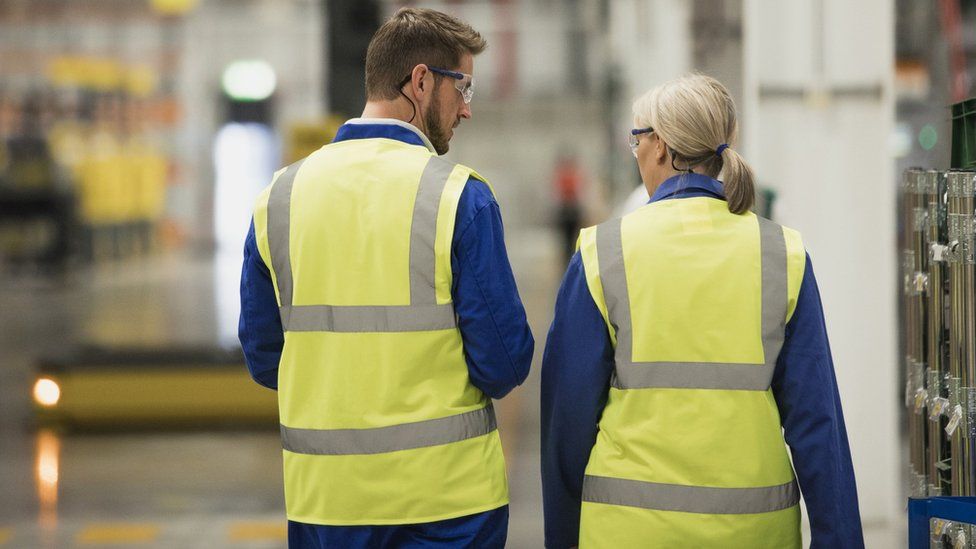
top-left (423, 93), bottom-right (450, 155)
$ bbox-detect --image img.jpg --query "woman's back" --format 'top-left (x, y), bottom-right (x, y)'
top-left (575, 182), bottom-right (805, 548)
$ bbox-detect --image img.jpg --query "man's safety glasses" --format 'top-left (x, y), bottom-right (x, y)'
top-left (428, 66), bottom-right (475, 104)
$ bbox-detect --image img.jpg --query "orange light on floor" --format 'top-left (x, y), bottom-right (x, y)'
top-left (33, 378), bottom-right (61, 407)
top-left (35, 429), bottom-right (61, 529)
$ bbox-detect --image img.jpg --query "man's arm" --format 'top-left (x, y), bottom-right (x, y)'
top-left (771, 253), bottom-right (864, 548)
top-left (451, 178), bottom-right (534, 399)
top-left (238, 220), bottom-right (283, 390)
top-left (540, 252), bottom-right (615, 549)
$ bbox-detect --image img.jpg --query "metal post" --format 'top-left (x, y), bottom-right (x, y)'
top-left (925, 170), bottom-right (949, 496)
top-left (962, 173), bottom-right (976, 498)
top-left (906, 167), bottom-right (929, 497)
top-left (946, 171), bottom-right (976, 496)
top-left (913, 169), bottom-right (931, 497)
top-left (947, 170), bottom-right (963, 496)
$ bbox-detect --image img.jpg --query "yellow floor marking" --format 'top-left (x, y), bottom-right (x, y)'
top-left (0, 528), bottom-right (11, 546)
top-left (76, 524), bottom-right (160, 544)
top-left (228, 522), bottom-right (287, 541)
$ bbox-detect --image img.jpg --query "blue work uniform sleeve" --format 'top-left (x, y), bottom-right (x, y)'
top-left (238, 220), bottom-right (284, 390)
top-left (451, 178), bottom-right (534, 399)
top-left (771, 253), bottom-right (864, 548)
top-left (540, 251), bottom-right (615, 549)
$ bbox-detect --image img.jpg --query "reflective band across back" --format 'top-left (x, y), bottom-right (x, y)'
top-left (266, 155), bottom-right (459, 332)
top-left (280, 405), bottom-right (496, 455)
top-left (597, 214), bottom-right (788, 391)
top-left (582, 475), bottom-right (799, 515)
top-left (280, 303), bottom-right (456, 333)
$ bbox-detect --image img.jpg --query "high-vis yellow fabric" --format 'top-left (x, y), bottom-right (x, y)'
top-left (252, 137), bottom-right (507, 525)
top-left (577, 196), bottom-right (806, 548)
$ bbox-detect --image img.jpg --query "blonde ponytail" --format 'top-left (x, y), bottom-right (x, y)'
top-left (718, 147), bottom-right (755, 214)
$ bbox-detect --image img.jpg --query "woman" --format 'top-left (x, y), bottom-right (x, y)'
top-left (540, 74), bottom-right (863, 548)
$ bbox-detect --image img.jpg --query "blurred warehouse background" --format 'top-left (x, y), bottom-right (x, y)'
top-left (0, 0), bottom-right (967, 546)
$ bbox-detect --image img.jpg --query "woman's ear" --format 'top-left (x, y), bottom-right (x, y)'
top-left (654, 136), bottom-right (668, 166)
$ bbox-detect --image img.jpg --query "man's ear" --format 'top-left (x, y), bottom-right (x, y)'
top-left (411, 64), bottom-right (429, 98)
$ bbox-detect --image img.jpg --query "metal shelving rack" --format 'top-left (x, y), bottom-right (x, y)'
top-left (906, 98), bottom-right (976, 548)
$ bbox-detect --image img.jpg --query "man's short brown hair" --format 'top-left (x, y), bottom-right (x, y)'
top-left (365, 8), bottom-right (487, 101)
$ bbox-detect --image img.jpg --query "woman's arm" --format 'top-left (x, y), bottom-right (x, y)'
top-left (771, 253), bottom-right (864, 548)
top-left (541, 251), bottom-right (615, 549)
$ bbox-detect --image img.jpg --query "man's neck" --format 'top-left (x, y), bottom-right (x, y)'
top-left (361, 100), bottom-right (414, 124)
top-left (352, 101), bottom-right (436, 153)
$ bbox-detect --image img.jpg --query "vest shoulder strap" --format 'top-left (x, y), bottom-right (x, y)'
top-left (782, 224), bottom-right (806, 323)
top-left (579, 223), bottom-right (616, 347)
top-left (462, 165), bottom-right (496, 198)
top-left (251, 163), bottom-right (296, 305)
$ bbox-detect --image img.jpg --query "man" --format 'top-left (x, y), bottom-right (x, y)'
top-left (238, 8), bottom-right (533, 548)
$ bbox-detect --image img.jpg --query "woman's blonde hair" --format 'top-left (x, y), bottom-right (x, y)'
top-left (633, 74), bottom-right (754, 214)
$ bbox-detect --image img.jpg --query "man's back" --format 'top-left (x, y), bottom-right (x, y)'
top-left (240, 119), bottom-right (532, 547)
top-left (240, 8), bottom-right (532, 547)
top-left (252, 131), bottom-right (507, 525)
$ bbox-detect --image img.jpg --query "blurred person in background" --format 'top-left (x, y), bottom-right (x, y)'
top-left (552, 150), bottom-right (585, 265)
top-left (540, 74), bottom-right (863, 548)
top-left (239, 7), bottom-right (533, 549)
top-left (3, 93), bottom-right (56, 190)
top-left (0, 91), bottom-right (75, 271)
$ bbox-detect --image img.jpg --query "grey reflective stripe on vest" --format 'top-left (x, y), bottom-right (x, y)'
top-left (410, 156), bottom-right (455, 304)
top-left (596, 215), bottom-right (788, 391)
top-left (267, 155), bottom-right (459, 332)
top-left (281, 404), bottom-right (496, 455)
top-left (267, 159), bottom-right (305, 312)
top-left (582, 475), bottom-right (799, 515)
top-left (279, 303), bottom-right (456, 332)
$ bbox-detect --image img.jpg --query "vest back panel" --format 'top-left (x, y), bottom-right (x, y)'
top-left (576, 195), bottom-right (806, 545)
top-left (251, 138), bottom-right (508, 525)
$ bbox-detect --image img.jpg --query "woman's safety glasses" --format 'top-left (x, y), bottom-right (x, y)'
top-left (629, 127), bottom-right (654, 157)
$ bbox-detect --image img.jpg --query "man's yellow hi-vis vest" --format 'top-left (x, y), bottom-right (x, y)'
top-left (252, 137), bottom-right (508, 526)
top-left (577, 195), bottom-right (807, 548)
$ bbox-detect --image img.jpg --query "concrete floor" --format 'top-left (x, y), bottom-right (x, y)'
top-left (0, 227), bottom-right (903, 548)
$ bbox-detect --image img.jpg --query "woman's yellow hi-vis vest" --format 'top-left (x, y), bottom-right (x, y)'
top-left (252, 137), bottom-right (508, 526)
top-left (577, 196), bottom-right (807, 548)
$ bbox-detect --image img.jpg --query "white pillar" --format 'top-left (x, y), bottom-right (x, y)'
top-left (611, 0), bottom-right (692, 101)
top-left (177, 0), bottom-right (324, 247)
top-left (609, 0), bottom-right (692, 203)
top-left (744, 0), bottom-right (897, 532)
